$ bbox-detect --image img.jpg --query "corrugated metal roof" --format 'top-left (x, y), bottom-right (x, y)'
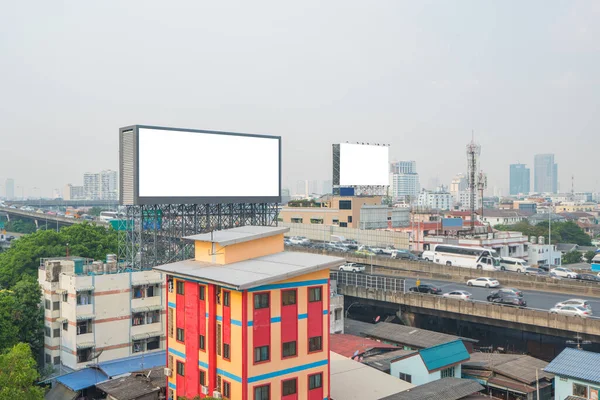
top-left (76, 286), bottom-right (95, 292)
top-left (380, 378), bottom-right (484, 400)
top-left (131, 331), bottom-right (163, 340)
top-left (153, 251), bottom-right (344, 290)
top-left (329, 333), bottom-right (397, 358)
top-left (464, 353), bottom-right (553, 384)
top-left (76, 341), bottom-right (96, 349)
top-left (76, 314), bottom-right (95, 321)
top-left (57, 368), bottom-right (109, 391)
top-left (544, 348), bottom-right (600, 384)
top-left (96, 367), bottom-right (166, 400)
top-left (418, 340), bottom-right (470, 372)
top-left (97, 350), bottom-right (166, 378)
top-left (131, 304), bottom-right (163, 313)
top-left (183, 226), bottom-right (289, 246)
top-left (362, 349), bottom-right (417, 372)
top-left (44, 382), bottom-right (78, 400)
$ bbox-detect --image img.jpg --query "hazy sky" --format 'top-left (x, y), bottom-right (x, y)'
top-left (1, 1), bottom-right (599, 198)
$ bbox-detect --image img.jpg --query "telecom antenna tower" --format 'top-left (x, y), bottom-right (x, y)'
top-left (466, 138), bottom-right (481, 231)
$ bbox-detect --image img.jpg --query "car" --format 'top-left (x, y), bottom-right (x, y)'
top-left (342, 241), bottom-right (359, 250)
top-left (489, 294), bottom-right (527, 307)
top-left (408, 284), bottom-right (442, 295)
top-left (288, 236), bottom-right (310, 245)
top-left (554, 299), bottom-right (592, 310)
top-left (467, 277), bottom-right (500, 288)
top-left (327, 242), bottom-right (349, 252)
top-left (491, 288), bottom-right (524, 297)
top-left (578, 274), bottom-right (600, 283)
top-left (391, 251), bottom-right (419, 261)
top-left (524, 267), bottom-right (545, 276)
top-left (443, 290), bottom-right (472, 300)
top-left (311, 243), bottom-right (329, 250)
top-left (339, 263), bottom-right (365, 273)
top-left (421, 250), bottom-right (435, 262)
top-left (551, 267), bottom-right (578, 279)
top-left (487, 290), bottom-right (522, 302)
top-left (550, 305), bottom-right (592, 318)
top-left (283, 238), bottom-right (291, 246)
top-left (355, 246), bottom-right (376, 256)
top-left (499, 257), bottom-right (529, 273)
top-left (381, 246), bottom-right (396, 255)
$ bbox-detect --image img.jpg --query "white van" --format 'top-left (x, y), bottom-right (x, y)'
top-left (421, 250), bottom-right (435, 262)
top-left (499, 257), bottom-right (529, 273)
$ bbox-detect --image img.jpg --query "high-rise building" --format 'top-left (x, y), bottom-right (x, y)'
top-left (534, 154), bottom-right (558, 193)
top-left (154, 226), bottom-right (342, 400)
top-left (63, 184), bottom-right (85, 200)
top-left (509, 164), bottom-right (530, 195)
top-left (84, 172), bottom-right (100, 200)
top-left (450, 173), bottom-right (468, 204)
top-left (5, 178), bottom-right (14, 200)
top-left (83, 170), bottom-right (118, 200)
top-left (389, 161), bottom-right (420, 200)
top-left (417, 188), bottom-right (454, 210)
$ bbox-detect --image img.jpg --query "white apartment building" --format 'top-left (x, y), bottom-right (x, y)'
top-left (417, 189), bottom-right (453, 210)
top-left (39, 257), bottom-right (165, 371)
top-left (389, 161), bottom-right (420, 200)
top-left (83, 170), bottom-right (118, 200)
top-left (455, 191), bottom-right (481, 211)
top-left (527, 242), bottom-right (562, 267)
top-left (63, 184), bottom-right (85, 201)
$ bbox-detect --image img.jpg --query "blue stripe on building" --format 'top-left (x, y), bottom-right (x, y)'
top-left (168, 302), bottom-right (176, 308)
top-left (168, 348), bottom-right (186, 360)
top-left (217, 368), bottom-right (243, 383)
top-left (248, 359), bottom-right (328, 383)
top-left (248, 279), bottom-right (329, 292)
top-left (168, 382), bottom-right (176, 389)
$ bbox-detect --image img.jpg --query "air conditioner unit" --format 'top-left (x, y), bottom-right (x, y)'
top-left (212, 391), bottom-right (222, 399)
top-left (201, 386), bottom-right (209, 395)
top-left (163, 368), bottom-right (172, 377)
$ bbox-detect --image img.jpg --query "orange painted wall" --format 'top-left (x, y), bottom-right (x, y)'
top-left (194, 234), bottom-right (284, 265)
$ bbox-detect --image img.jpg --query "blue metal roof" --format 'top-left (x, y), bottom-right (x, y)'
top-left (545, 348), bottom-right (600, 385)
top-left (419, 340), bottom-right (470, 372)
top-left (98, 350), bottom-right (166, 377)
top-left (56, 368), bottom-right (109, 391)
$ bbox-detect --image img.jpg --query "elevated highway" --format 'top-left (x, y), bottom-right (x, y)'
top-left (5, 199), bottom-right (119, 208)
top-left (0, 206), bottom-right (109, 229)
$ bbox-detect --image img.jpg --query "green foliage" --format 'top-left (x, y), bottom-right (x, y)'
top-left (0, 343), bottom-right (45, 400)
top-left (584, 250), bottom-right (598, 263)
top-left (4, 219), bottom-right (37, 234)
top-left (0, 292), bottom-right (19, 351)
top-left (0, 222), bottom-right (117, 289)
top-left (562, 250), bottom-right (582, 265)
top-left (0, 280), bottom-right (43, 356)
top-left (495, 220), bottom-right (592, 246)
top-left (87, 207), bottom-right (105, 217)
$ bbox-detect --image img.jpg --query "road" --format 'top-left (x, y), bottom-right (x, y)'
top-left (370, 273), bottom-right (600, 313)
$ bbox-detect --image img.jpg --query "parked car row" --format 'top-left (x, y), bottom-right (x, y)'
top-left (550, 299), bottom-right (593, 318)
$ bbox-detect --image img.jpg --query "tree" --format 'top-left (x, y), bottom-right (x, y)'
top-left (0, 343), bottom-right (45, 400)
top-left (585, 250), bottom-right (598, 263)
top-left (4, 220), bottom-right (37, 235)
top-left (87, 207), bottom-right (105, 217)
top-left (0, 292), bottom-right (19, 352)
top-left (562, 250), bottom-right (582, 265)
top-left (11, 279), bottom-right (44, 358)
top-left (495, 220), bottom-right (592, 246)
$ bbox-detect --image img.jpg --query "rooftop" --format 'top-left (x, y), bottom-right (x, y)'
top-left (183, 225), bottom-right (289, 246)
top-left (344, 319), bottom-right (476, 349)
top-left (463, 352), bottom-right (553, 385)
top-left (153, 251), bottom-right (344, 290)
top-left (379, 378), bottom-right (484, 400)
top-left (361, 349), bottom-right (417, 372)
top-left (412, 340), bottom-right (470, 372)
top-left (95, 367), bottom-right (166, 400)
top-left (545, 347), bottom-right (600, 385)
top-left (330, 351), bottom-right (414, 400)
top-left (329, 333), bottom-right (397, 358)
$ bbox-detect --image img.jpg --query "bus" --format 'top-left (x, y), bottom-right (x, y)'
top-left (432, 244), bottom-right (501, 271)
top-left (99, 211), bottom-right (119, 222)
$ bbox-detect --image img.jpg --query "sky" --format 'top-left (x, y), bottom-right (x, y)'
top-left (1, 1), bottom-right (599, 198)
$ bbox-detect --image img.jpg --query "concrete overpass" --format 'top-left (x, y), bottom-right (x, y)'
top-left (4, 199), bottom-right (119, 208)
top-left (333, 271), bottom-right (600, 342)
top-left (0, 206), bottom-right (109, 229)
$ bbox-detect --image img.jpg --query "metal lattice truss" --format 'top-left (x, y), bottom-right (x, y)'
top-left (118, 203), bottom-right (279, 269)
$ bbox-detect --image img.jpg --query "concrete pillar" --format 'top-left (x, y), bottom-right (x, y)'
top-left (34, 219), bottom-right (39, 229)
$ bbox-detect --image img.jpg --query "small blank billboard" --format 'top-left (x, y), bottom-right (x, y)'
top-left (442, 218), bottom-right (463, 229)
top-left (334, 143), bottom-right (389, 186)
top-left (120, 125), bottom-right (281, 205)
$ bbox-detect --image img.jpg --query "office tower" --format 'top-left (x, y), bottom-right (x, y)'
top-left (534, 154), bottom-right (558, 193)
top-left (389, 161), bottom-right (420, 200)
top-left (509, 164), bottom-right (530, 195)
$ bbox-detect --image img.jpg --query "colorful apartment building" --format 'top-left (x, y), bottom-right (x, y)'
top-left (153, 226), bottom-right (345, 400)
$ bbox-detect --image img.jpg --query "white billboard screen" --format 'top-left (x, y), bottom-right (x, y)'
top-left (136, 127), bottom-right (280, 202)
top-left (339, 143), bottom-right (389, 186)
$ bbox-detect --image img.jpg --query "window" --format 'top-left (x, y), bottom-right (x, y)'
top-left (223, 343), bottom-right (230, 360)
top-left (199, 335), bottom-right (205, 350)
top-left (309, 287), bottom-right (322, 302)
top-left (200, 370), bottom-right (206, 386)
top-left (223, 291), bottom-right (230, 307)
top-left (176, 328), bottom-right (184, 342)
top-left (45, 353), bottom-right (51, 364)
top-left (53, 328), bottom-right (60, 338)
top-left (309, 336), bottom-right (322, 352)
top-left (310, 218), bottom-right (323, 224)
top-left (254, 385), bottom-right (269, 400)
top-left (168, 355), bottom-right (174, 371)
top-left (44, 326), bottom-right (51, 337)
top-left (133, 286), bottom-right (144, 299)
top-left (335, 309), bottom-right (342, 321)
top-left (146, 310), bottom-right (160, 324)
top-left (176, 281), bottom-right (185, 295)
top-left (147, 285), bottom-right (157, 297)
top-left (45, 300), bottom-right (51, 310)
top-left (339, 222), bottom-right (348, 227)
top-left (332, 219), bottom-right (339, 225)
top-left (348, 216), bottom-right (353, 223)
top-left (282, 290), bottom-right (296, 306)
top-left (339, 200), bottom-right (352, 210)
top-left (309, 373), bottom-right (322, 390)
top-left (168, 278), bottom-right (173, 293)
top-left (254, 345), bottom-right (269, 363)
top-left (199, 285), bottom-right (205, 300)
top-left (573, 383), bottom-right (588, 397)
top-left (223, 381), bottom-right (231, 398)
top-left (217, 324), bottom-right (222, 356)
top-left (132, 313), bottom-right (145, 326)
top-left (441, 366), bottom-right (455, 378)
top-left (176, 361), bottom-right (185, 376)
top-left (282, 341), bottom-right (296, 357)
top-left (62, 293), bottom-right (68, 302)
top-left (168, 308), bottom-right (174, 337)
top-left (291, 218), bottom-right (303, 223)
top-left (147, 336), bottom-right (160, 350)
top-left (63, 321), bottom-right (68, 331)
top-left (77, 320), bottom-right (92, 335)
top-left (77, 348), bottom-right (92, 363)
top-left (254, 293), bottom-right (269, 309)
top-left (77, 291), bottom-right (92, 305)
top-left (282, 378), bottom-right (297, 395)
top-left (217, 376), bottom-right (222, 391)
top-left (53, 356), bottom-right (60, 366)
top-left (132, 340), bottom-right (143, 353)
top-left (399, 372), bottom-right (412, 383)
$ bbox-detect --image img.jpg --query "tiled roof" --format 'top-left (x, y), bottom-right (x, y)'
top-left (379, 378), bottom-right (484, 400)
top-left (544, 348), bottom-right (600, 385)
top-left (329, 333), bottom-right (397, 358)
top-left (418, 340), bottom-right (470, 372)
top-left (464, 353), bottom-right (553, 384)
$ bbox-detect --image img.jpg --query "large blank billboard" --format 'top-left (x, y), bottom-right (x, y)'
top-left (120, 125), bottom-right (281, 205)
top-left (335, 143), bottom-right (389, 186)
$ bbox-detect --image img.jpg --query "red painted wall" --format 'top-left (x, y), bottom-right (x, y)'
top-left (207, 285), bottom-right (217, 392)
top-left (307, 288), bottom-right (323, 341)
top-left (184, 281), bottom-right (199, 398)
top-left (280, 289), bottom-right (297, 355)
top-left (308, 383), bottom-right (323, 400)
top-left (176, 280), bottom-right (186, 395)
top-left (223, 290), bottom-right (231, 348)
top-left (252, 293), bottom-right (271, 353)
top-left (199, 285), bottom-right (206, 348)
